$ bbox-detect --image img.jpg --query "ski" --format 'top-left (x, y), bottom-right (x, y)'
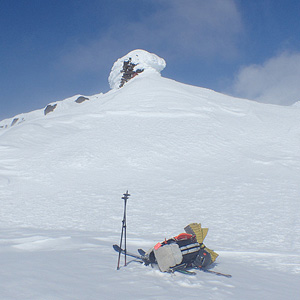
top-left (113, 244), bottom-right (143, 261)
top-left (114, 245), bottom-right (194, 275)
top-left (138, 248), bottom-right (146, 256)
top-left (115, 245), bottom-right (231, 277)
top-left (170, 263), bottom-right (197, 275)
top-left (138, 247), bottom-right (232, 278)
top-left (173, 268), bottom-right (197, 275)
top-left (197, 267), bottom-right (232, 278)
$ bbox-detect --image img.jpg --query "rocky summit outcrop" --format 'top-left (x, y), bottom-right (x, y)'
top-left (108, 49), bottom-right (166, 89)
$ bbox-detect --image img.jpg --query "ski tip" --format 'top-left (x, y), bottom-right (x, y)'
top-left (138, 248), bottom-right (146, 256)
top-left (113, 244), bottom-right (120, 252)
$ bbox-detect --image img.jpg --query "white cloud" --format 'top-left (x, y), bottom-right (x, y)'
top-left (58, 0), bottom-right (243, 74)
top-left (58, 35), bottom-right (122, 73)
top-left (147, 0), bottom-right (243, 58)
top-left (231, 51), bottom-right (300, 105)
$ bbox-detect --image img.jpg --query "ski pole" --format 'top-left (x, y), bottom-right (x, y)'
top-left (117, 190), bottom-right (130, 270)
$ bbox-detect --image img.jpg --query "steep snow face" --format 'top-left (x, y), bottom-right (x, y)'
top-left (108, 49), bottom-right (166, 89)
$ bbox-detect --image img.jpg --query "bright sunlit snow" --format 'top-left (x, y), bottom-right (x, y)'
top-left (0, 50), bottom-right (300, 300)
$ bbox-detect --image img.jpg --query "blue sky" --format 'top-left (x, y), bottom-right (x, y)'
top-left (1, 0), bottom-right (300, 120)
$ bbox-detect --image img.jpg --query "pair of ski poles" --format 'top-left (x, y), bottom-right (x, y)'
top-left (117, 191), bottom-right (130, 270)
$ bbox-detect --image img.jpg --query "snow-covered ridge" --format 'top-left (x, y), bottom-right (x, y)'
top-left (2, 48), bottom-right (299, 131)
top-left (0, 93), bottom-right (103, 130)
top-left (1, 49), bottom-right (167, 129)
top-left (293, 100), bottom-right (300, 107)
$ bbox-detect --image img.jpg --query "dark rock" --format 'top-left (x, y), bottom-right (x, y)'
top-left (119, 58), bottom-right (144, 88)
top-left (44, 104), bottom-right (57, 115)
top-left (11, 118), bottom-right (19, 126)
top-left (75, 96), bottom-right (89, 103)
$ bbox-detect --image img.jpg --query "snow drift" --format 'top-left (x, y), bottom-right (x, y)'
top-left (0, 50), bottom-right (300, 300)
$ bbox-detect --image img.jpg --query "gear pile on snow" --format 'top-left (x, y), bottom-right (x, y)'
top-left (145, 223), bottom-right (218, 273)
top-left (108, 49), bottom-right (166, 89)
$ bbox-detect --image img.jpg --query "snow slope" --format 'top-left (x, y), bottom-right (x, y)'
top-left (1, 52), bottom-right (300, 299)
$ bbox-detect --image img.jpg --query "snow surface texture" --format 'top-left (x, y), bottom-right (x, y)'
top-left (1, 50), bottom-right (300, 299)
